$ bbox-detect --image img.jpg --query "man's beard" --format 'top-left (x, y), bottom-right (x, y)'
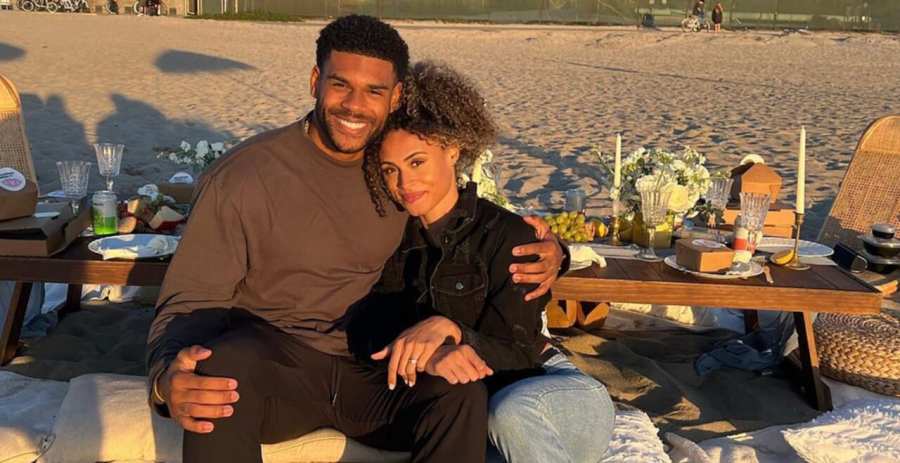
top-left (313, 103), bottom-right (382, 155)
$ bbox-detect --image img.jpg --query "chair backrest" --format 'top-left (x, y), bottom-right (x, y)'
top-left (0, 74), bottom-right (37, 184)
top-left (818, 115), bottom-right (900, 248)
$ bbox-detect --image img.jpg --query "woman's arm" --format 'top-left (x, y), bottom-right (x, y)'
top-left (458, 218), bottom-right (551, 371)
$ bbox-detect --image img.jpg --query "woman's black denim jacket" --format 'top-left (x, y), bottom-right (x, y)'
top-left (347, 183), bottom-right (552, 372)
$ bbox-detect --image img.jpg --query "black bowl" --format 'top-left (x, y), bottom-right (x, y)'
top-left (861, 236), bottom-right (900, 259)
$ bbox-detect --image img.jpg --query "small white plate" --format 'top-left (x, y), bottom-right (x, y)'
top-left (88, 234), bottom-right (179, 260)
top-left (756, 237), bottom-right (833, 257)
top-left (664, 255), bottom-right (764, 280)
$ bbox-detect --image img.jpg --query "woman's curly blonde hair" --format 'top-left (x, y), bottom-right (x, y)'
top-left (364, 60), bottom-right (499, 217)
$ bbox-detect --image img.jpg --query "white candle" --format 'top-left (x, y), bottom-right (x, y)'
top-left (797, 126), bottom-right (806, 214)
top-left (614, 134), bottom-right (622, 189)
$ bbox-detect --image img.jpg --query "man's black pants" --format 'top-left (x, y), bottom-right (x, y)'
top-left (182, 318), bottom-right (488, 463)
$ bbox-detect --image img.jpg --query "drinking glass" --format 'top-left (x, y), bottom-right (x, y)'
top-left (637, 188), bottom-right (673, 262)
top-left (740, 192), bottom-right (770, 250)
top-left (94, 143), bottom-right (124, 192)
top-left (56, 160), bottom-right (91, 214)
top-left (705, 177), bottom-right (734, 242)
top-left (565, 189), bottom-right (586, 213)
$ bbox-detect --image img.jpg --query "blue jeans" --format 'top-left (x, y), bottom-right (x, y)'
top-left (487, 351), bottom-right (615, 463)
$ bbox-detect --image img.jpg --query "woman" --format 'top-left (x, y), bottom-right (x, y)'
top-left (350, 61), bottom-right (615, 462)
top-left (712, 2), bottom-right (725, 33)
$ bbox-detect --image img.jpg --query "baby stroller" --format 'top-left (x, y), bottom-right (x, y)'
top-left (681, 14), bottom-right (711, 32)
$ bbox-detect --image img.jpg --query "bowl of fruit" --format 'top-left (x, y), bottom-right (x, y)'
top-left (545, 211), bottom-right (608, 243)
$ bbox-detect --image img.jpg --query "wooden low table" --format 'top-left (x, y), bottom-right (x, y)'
top-left (2, 238), bottom-right (882, 411)
top-left (0, 237), bottom-right (168, 364)
top-left (553, 258), bottom-right (883, 411)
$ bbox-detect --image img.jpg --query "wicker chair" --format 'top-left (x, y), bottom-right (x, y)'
top-left (814, 115), bottom-right (900, 397)
top-left (818, 115), bottom-right (900, 248)
top-left (0, 73), bottom-right (37, 183)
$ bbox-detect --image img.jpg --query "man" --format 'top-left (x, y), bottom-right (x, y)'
top-left (146, 15), bottom-right (566, 463)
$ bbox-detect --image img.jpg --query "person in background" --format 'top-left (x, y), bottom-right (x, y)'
top-left (712, 2), bottom-right (725, 33)
top-left (693, 0), bottom-right (707, 29)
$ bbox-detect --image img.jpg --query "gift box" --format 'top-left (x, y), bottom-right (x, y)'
top-left (0, 180), bottom-right (37, 221)
top-left (0, 168), bottom-right (37, 221)
top-left (675, 238), bottom-right (735, 273)
top-left (158, 182), bottom-right (196, 204)
top-left (0, 200), bottom-right (90, 256)
top-left (723, 202), bottom-right (796, 228)
top-left (730, 162), bottom-right (782, 205)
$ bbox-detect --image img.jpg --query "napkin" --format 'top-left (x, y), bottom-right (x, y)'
top-left (568, 244), bottom-right (607, 271)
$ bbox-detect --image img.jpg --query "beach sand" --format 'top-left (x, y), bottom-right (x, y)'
top-left (1, 11), bottom-right (898, 443)
top-left (1, 12), bottom-right (899, 235)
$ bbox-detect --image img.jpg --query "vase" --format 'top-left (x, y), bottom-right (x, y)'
top-left (631, 212), bottom-right (675, 249)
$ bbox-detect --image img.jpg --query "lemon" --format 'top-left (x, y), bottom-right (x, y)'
top-left (771, 249), bottom-right (794, 265)
top-left (594, 220), bottom-right (608, 239)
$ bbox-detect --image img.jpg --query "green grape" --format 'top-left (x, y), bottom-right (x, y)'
top-left (576, 215), bottom-right (586, 225)
top-left (550, 225), bottom-right (558, 234)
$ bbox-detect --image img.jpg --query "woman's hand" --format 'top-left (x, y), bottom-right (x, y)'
top-left (424, 344), bottom-right (493, 384)
top-left (511, 215), bottom-right (566, 301)
top-left (371, 316), bottom-right (462, 389)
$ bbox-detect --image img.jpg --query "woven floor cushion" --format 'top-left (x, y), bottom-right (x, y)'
top-left (814, 312), bottom-right (900, 397)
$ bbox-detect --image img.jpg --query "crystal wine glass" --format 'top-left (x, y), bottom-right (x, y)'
top-left (705, 177), bottom-right (734, 242)
top-left (739, 192), bottom-right (771, 250)
top-left (56, 160), bottom-right (91, 214)
top-left (637, 187), bottom-right (673, 262)
top-left (94, 143), bottom-right (124, 192)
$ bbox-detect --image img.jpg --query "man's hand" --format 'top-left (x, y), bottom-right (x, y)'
top-left (423, 344), bottom-right (493, 385)
top-left (511, 215), bottom-right (566, 301)
top-left (157, 345), bottom-right (239, 434)
top-left (371, 316), bottom-right (462, 389)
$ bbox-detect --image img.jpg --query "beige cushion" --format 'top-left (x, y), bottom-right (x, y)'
top-left (39, 374), bottom-right (408, 463)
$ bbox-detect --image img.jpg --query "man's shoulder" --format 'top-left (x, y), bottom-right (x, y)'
top-left (203, 122), bottom-right (306, 181)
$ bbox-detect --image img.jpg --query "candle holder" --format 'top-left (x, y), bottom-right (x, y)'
top-left (785, 212), bottom-right (810, 271)
top-left (608, 193), bottom-right (624, 246)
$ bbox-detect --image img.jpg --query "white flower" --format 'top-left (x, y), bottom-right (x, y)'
top-left (665, 184), bottom-right (693, 213)
top-left (180, 141), bottom-right (191, 152)
top-left (196, 141), bottom-right (210, 156)
top-left (211, 142), bottom-right (225, 153)
top-left (168, 153), bottom-right (178, 162)
top-left (671, 159), bottom-right (687, 172)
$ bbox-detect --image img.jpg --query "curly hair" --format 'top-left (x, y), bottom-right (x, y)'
top-left (316, 15), bottom-right (409, 81)
top-left (364, 61), bottom-right (499, 217)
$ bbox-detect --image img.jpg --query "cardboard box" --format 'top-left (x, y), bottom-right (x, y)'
top-left (0, 179), bottom-right (38, 221)
top-left (676, 238), bottom-right (735, 273)
top-left (730, 162), bottom-right (782, 205)
top-left (0, 200), bottom-right (90, 256)
top-left (158, 182), bottom-right (196, 204)
top-left (723, 203), bottom-right (796, 228)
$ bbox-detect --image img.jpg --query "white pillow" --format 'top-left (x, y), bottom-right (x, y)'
top-left (782, 399), bottom-right (900, 463)
top-left (0, 372), bottom-right (68, 463)
top-left (38, 373), bottom-right (408, 463)
top-left (602, 403), bottom-right (671, 463)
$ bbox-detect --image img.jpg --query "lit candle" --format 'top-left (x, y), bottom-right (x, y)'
top-left (797, 126), bottom-right (806, 214)
top-left (614, 134), bottom-right (622, 189)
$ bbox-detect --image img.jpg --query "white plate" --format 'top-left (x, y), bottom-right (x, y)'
top-left (88, 234), bottom-right (179, 260)
top-left (756, 237), bottom-right (833, 257)
top-left (663, 255), bottom-right (764, 280)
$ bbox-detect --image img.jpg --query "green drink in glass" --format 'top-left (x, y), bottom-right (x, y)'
top-left (92, 190), bottom-right (118, 236)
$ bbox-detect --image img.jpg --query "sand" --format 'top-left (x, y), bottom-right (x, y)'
top-left (2, 12), bottom-right (899, 237)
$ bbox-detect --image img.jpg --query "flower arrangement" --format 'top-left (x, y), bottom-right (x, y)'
top-left (595, 146), bottom-right (712, 217)
top-left (157, 140), bottom-right (228, 173)
top-left (459, 149), bottom-right (516, 212)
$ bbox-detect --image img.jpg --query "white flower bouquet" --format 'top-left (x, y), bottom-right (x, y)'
top-left (595, 146), bottom-right (712, 217)
top-left (157, 140), bottom-right (228, 173)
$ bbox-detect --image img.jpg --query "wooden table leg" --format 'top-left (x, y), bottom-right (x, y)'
top-left (60, 284), bottom-right (83, 318)
top-left (744, 309), bottom-right (760, 334)
top-left (2, 282), bottom-right (32, 365)
top-left (793, 310), bottom-right (832, 411)
top-left (577, 302), bottom-right (609, 329)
